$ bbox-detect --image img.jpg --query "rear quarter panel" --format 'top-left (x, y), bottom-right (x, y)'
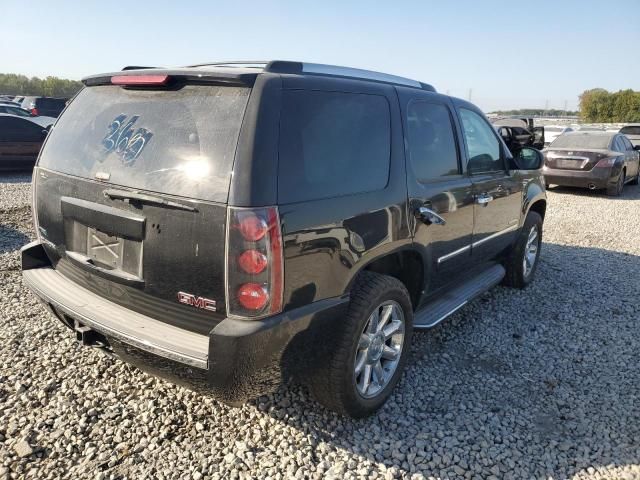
top-left (275, 76), bottom-right (411, 311)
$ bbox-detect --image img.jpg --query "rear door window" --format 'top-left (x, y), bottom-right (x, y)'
top-left (278, 90), bottom-right (391, 203)
top-left (38, 85), bottom-right (250, 203)
top-left (406, 101), bottom-right (460, 181)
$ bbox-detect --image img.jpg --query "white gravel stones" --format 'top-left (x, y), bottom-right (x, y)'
top-left (0, 175), bottom-right (639, 479)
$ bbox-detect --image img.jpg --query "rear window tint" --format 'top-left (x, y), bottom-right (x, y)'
top-left (620, 126), bottom-right (640, 136)
top-left (278, 90), bottom-right (390, 203)
top-left (38, 85), bottom-right (250, 202)
top-left (551, 134), bottom-right (612, 149)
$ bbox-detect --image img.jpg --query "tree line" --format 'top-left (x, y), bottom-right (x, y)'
top-left (0, 73), bottom-right (83, 98)
top-left (488, 108), bottom-right (579, 117)
top-left (579, 89), bottom-right (640, 123)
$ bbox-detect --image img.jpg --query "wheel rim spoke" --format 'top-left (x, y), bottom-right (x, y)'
top-left (354, 351), bottom-right (366, 376)
top-left (382, 345), bottom-right (399, 360)
top-left (383, 320), bottom-right (402, 339)
top-left (377, 305), bottom-right (394, 331)
top-left (367, 309), bottom-right (380, 333)
top-left (373, 361), bottom-right (385, 386)
top-left (360, 364), bottom-right (372, 394)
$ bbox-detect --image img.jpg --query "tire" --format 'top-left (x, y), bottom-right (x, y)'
top-left (307, 272), bottom-right (413, 418)
top-left (607, 171), bottom-right (624, 196)
top-left (630, 171), bottom-right (639, 185)
top-left (503, 211), bottom-right (543, 289)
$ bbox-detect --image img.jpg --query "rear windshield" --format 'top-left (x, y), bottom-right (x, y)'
top-left (278, 90), bottom-right (390, 203)
top-left (39, 85), bottom-right (249, 202)
top-left (620, 126), bottom-right (640, 136)
top-left (550, 134), bottom-right (612, 149)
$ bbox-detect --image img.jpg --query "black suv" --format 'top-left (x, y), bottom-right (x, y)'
top-left (20, 96), bottom-right (68, 117)
top-left (21, 61), bottom-right (547, 417)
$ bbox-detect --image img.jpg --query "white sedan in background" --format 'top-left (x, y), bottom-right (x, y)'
top-left (544, 126), bottom-right (573, 146)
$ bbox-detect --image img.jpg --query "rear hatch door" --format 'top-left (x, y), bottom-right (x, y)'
top-left (35, 76), bottom-right (252, 333)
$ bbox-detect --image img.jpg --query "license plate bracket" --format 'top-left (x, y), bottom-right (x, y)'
top-left (87, 227), bottom-right (124, 270)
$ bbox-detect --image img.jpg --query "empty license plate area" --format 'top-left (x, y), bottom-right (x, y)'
top-left (554, 157), bottom-right (588, 170)
top-left (64, 220), bottom-right (143, 278)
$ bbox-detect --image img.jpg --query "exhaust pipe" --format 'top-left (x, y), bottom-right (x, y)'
top-left (588, 183), bottom-right (597, 190)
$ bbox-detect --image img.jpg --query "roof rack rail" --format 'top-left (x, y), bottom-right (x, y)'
top-left (264, 61), bottom-right (436, 92)
top-left (121, 66), bottom-right (158, 71)
top-left (186, 61), bottom-right (269, 68)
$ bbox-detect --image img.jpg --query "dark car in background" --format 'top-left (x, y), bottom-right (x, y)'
top-left (20, 96), bottom-right (68, 117)
top-left (619, 124), bottom-right (640, 147)
top-left (543, 131), bottom-right (640, 195)
top-left (0, 114), bottom-right (48, 170)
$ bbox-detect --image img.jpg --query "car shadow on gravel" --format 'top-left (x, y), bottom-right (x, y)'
top-left (548, 182), bottom-right (640, 200)
top-left (0, 224), bottom-right (30, 255)
top-left (261, 242), bottom-right (640, 479)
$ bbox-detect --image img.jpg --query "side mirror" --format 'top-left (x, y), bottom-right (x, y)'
top-left (633, 145), bottom-right (640, 151)
top-left (513, 147), bottom-right (543, 170)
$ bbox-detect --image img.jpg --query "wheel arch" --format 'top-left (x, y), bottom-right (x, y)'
top-left (345, 247), bottom-right (425, 309)
top-left (522, 179), bottom-right (547, 226)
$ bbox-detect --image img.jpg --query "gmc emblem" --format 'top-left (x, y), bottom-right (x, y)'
top-left (177, 292), bottom-right (217, 312)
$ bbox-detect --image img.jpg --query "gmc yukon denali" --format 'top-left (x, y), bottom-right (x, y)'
top-left (21, 61), bottom-right (547, 417)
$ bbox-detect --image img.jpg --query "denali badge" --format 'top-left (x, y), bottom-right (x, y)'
top-left (177, 292), bottom-right (217, 312)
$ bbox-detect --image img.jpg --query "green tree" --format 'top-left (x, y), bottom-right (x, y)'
top-left (580, 88), bottom-right (640, 122)
top-left (0, 73), bottom-right (83, 97)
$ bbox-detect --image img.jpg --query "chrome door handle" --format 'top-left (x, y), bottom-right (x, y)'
top-left (476, 194), bottom-right (493, 205)
top-left (418, 207), bottom-right (446, 226)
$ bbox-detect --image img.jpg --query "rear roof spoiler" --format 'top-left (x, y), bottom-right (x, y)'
top-left (82, 68), bottom-right (258, 88)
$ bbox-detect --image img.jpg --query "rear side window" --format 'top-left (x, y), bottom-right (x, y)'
top-left (278, 90), bottom-right (390, 203)
top-left (406, 101), bottom-right (459, 181)
top-left (620, 126), bottom-right (640, 136)
top-left (38, 85), bottom-right (250, 202)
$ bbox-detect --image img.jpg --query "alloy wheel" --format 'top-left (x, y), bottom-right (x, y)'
top-left (353, 301), bottom-right (405, 399)
top-left (523, 225), bottom-right (539, 278)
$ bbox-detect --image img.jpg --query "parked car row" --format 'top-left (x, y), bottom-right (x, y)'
top-left (0, 95), bottom-right (67, 171)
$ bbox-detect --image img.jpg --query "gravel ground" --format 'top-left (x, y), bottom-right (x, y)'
top-left (0, 173), bottom-right (639, 480)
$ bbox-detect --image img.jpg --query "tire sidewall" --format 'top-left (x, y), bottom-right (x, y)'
top-left (342, 284), bottom-right (413, 415)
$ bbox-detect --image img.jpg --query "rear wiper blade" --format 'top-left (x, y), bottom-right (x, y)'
top-left (104, 189), bottom-right (198, 212)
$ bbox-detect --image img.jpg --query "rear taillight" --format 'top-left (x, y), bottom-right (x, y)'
top-left (595, 157), bottom-right (617, 168)
top-left (30, 108), bottom-right (38, 116)
top-left (226, 206), bottom-right (283, 319)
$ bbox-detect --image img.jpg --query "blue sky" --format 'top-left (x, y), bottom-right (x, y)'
top-left (2, 0), bottom-right (638, 111)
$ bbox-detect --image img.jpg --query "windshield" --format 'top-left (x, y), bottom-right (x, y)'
top-left (550, 134), bottom-right (612, 149)
top-left (38, 84), bottom-right (250, 202)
